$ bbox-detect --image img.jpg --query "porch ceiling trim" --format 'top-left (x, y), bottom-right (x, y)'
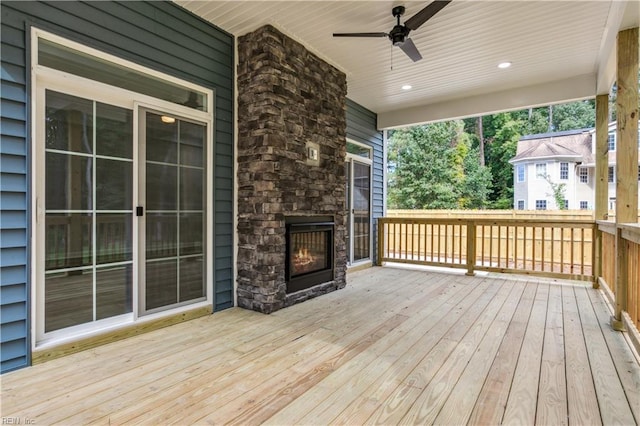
top-left (378, 73), bottom-right (596, 130)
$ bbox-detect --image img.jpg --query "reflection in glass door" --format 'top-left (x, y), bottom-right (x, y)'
top-left (345, 155), bottom-right (372, 264)
top-left (43, 90), bottom-right (133, 333)
top-left (140, 111), bottom-right (207, 313)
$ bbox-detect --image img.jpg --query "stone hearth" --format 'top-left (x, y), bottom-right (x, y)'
top-left (236, 25), bottom-right (348, 314)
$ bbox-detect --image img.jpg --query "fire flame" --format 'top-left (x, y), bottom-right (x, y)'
top-left (294, 247), bottom-right (315, 267)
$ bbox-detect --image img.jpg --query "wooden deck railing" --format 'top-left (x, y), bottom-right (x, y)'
top-left (377, 217), bottom-right (595, 282)
top-left (597, 221), bottom-right (640, 339)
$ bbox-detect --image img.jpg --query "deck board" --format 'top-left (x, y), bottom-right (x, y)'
top-left (1, 266), bottom-right (638, 425)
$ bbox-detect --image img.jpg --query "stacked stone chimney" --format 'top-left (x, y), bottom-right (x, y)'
top-left (236, 25), bottom-right (348, 313)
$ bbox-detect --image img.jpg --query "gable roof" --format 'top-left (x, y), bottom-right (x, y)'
top-left (509, 128), bottom-right (593, 164)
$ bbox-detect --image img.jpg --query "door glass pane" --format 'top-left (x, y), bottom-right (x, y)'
top-left (96, 158), bottom-right (132, 210)
top-left (180, 168), bottom-right (203, 211)
top-left (45, 213), bottom-right (92, 270)
top-left (96, 264), bottom-right (133, 320)
top-left (96, 103), bottom-right (133, 159)
top-left (46, 152), bottom-right (92, 211)
top-left (146, 260), bottom-right (178, 310)
top-left (96, 214), bottom-right (132, 264)
top-left (45, 90), bottom-right (93, 154)
top-left (45, 269), bottom-right (93, 332)
top-left (146, 213), bottom-right (178, 259)
top-left (180, 213), bottom-right (203, 256)
top-left (146, 114), bottom-right (178, 164)
top-left (353, 162), bottom-right (371, 262)
top-left (180, 256), bottom-right (204, 302)
top-left (180, 121), bottom-right (205, 167)
top-left (146, 163), bottom-right (177, 211)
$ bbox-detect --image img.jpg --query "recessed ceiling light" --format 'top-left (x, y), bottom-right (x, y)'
top-left (402, 84), bottom-right (412, 90)
top-left (498, 62), bottom-right (512, 69)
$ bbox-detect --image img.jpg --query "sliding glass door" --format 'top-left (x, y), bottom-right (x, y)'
top-left (346, 143), bottom-right (372, 264)
top-left (140, 111), bottom-right (207, 313)
top-left (43, 90), bottom-right (134, 333)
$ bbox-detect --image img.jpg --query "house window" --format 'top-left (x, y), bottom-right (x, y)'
top-left (517, 200), bottom-right (525, 210)
top-left (535, 163), bottom-right (547, 179)
top-left (638, 165), bottom-right (640, 181)
top-left (516, 164), bottom-right (525, 183)
top-left (535, 200), bottom-right (547, 210)
top-left (563, 199), bottom-right (569, 209)
top-left (608, 166), bottom-right (615, 183)
top-left (608, 132), bottom-right (616, 151)
top-left (560, 162), bottom-right (569, 180)
top-left (579, 167), bottom-right (588, 183)
top-left (609, 197), bottom-right (616, 210)
top-left (580, 201), bottom-right (588, 210)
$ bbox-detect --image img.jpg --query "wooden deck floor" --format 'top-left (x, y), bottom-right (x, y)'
top-left (2, 267), bottom-right (639, 425)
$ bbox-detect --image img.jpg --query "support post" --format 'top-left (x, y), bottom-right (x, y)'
top-left (594, 94), bottom-right (609, 288)
top-left (612, 27), bottom-right (638, 331)
top-left (466, 221), bottom-right (476, 276)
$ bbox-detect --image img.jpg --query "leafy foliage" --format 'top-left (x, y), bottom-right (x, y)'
top-left (387, 121), bottom-right (491, 209)
top-left (390, 99), bottom-right (599, 210)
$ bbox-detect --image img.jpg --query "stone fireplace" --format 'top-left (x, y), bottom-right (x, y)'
top-left (236, 25), bottom-right (348, 314)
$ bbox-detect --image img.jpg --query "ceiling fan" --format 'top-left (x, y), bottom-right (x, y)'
top-left (333, 1), bottom-right (452, 62)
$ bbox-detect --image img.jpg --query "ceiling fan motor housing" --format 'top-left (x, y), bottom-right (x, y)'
top-left (390, 6), bottom-right (409, 46)
top-left (389, 25), bottom-right (409, 46)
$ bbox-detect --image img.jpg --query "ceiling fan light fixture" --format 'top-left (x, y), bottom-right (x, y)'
top-left (498, 61), bottom-right (512, 69)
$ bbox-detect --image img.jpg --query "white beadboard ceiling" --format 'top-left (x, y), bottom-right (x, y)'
top-left (175, 1), bottom-right (639, 129)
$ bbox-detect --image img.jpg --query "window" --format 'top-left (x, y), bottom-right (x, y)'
top-left (608, 132), bottom-right (616, 151)
top-left (535, 163), bottom-right (547, 179)
top-left (580, 201), bottom-right (588, 210)
top-left (347, 141), bottom-right (372, 159)
top-left (517, 200), bottom-right (525, 210)
top-left (39, 38), bottom-right (208, 112)
top-left (535, 200), bottom-right (547, 210)
top-left (638, 165), bottom-right (640, 181)
top-left (559, 162), bottom-right (568, 180)
top-left (579, 167), bottom-right (588, 183)
top-left (609, 197), bottom-right (616, 210)
top-left (563, 199), bottom-right (569, 209)
top-left (608, 166), bottom-right (615, 183)
top-left (516, 164), bottom-right (525, 183)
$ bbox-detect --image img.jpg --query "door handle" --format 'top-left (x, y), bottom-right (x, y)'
top-left (136, 206), bottom-right (144, 217)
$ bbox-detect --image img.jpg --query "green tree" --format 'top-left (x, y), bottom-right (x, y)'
top-left (552, 100), bottom-right (595, 131)
top-left (387, 121), bottom-right (491, 209)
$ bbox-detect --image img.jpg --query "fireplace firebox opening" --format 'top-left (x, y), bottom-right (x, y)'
top-left (285, 216), bottom-right (335, 293)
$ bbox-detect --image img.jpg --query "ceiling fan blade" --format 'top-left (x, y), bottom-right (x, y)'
top-left (404, 0), bottom-right (452, 31)
top-left (333, 32), bottom-right (388, 38)
top-left (399, 38), bottom-right (422, 62)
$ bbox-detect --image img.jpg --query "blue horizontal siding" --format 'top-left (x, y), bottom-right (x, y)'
top-left (0, 0), bottom-right (234, 373)
top-left (0, 229), bottom-right (26, 248)
top-left (346, 99), bottom-right (384, 263)
top-left (0, 284), bottom-right (27, 306)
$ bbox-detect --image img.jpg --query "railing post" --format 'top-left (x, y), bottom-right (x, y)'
top-left (612, 225), bottom-right (628, 331)
top-left (466, 220), bottom-right (476, 276)
top-left (593, 222), bottom-right (601, 288)
top-left (377, 219), bottom-right (384, 266)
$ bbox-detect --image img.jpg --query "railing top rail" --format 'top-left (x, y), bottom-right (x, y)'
top-left (379, 217), bottom-right (595, 228)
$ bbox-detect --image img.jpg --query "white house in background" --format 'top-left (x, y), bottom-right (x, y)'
top-left (509, 122), bottom-right (640, 211)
